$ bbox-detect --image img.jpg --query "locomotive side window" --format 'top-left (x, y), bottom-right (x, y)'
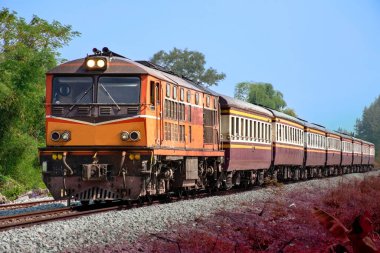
top-left (166, 83), bottom-right (170, 97)
top-left (173, 86), bottom-right (177, 99)
top-left (156, 82), bottom-right (160, 104)
top-left (98, 77), bottom-right (140, 104)
top-left (52, 77), bottom-right (93, 104)
top-left (150, 81), bottom-right (155, 105)
top-left (180, 88), bottom-right (184, 101)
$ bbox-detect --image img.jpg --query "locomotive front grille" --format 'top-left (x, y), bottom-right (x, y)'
top-left (75, 187), bottom-right (120, 200)
top-left (99, 106), bottom-right (112, 115)
top-left (77, 106), bottom-right (91, 115)
top-left (52, 106), bottom-right (64, 115)
top-left (127, 106), bottom-right (139, 114)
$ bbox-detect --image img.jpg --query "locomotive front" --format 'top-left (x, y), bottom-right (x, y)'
top-left (39, 48), bottom-right (157, 202)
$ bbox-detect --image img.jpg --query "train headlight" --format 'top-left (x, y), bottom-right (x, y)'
top-left (134, 154), bottom-right (141, 160)
top-left (57, 153), bottom-right (63, 160)
top-left (120, 131), bottom-right (129, 141)
top-left (129, 154), bottom-right (135, 160)
top-left (97, 59), bottom-right (106, 68)
top-left (61, 131), bottom-right (71, 141)
top-left (85, 57), bottom-right (107, 70)
top-left (130, 131), bottom-right (141, 141)
top-left (86, 59), bottom-right (96, 68)
top-left (52, 154), bottom-right (58, 160)
top-left (51, 131), bottom-right (60, 142)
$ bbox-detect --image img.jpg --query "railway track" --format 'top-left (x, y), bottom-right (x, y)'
top-left (0, 202), bottom-right (135, 231)
top-left (0, 199), bottom-right (60, 211)
top-left (0, 186), bottom-right (248, 232)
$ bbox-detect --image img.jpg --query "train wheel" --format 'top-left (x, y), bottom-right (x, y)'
top-left (232, 172), bottom-right (241, 186)
top-left (292, 168), bottom-right (300, 181)
top-left (137, 197), bottom-right (144, 207)
top-left (225, 172), bottom-right (233, 189)
top-left (81, 200), bottom-right (90, 206)
top-left (176, 189), bottom-right (184, 199)
top-left (303, 169), bottom-right (308, 180)
top-left (256, 170), bottom-right (264, 186)
top-left (146, 195), bottom-right (153, 205)
top-left (270, 170), bottom-right (278, 183)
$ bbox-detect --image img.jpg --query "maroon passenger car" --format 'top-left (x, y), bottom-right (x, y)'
top-left (326, 130), bottom-right (341, 167)
top-left (340, 133), bottom-right (353, 168)
top-left (304, 123), bottom-right (327, 168)
top-left (220, 96), bottom-right (273, 172)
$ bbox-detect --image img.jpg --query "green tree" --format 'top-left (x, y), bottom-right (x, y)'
top-left (355, 95), bottom-right (380, 160)
top-left (0, 8), bottom-right (79, 198)
top-left (234, 82), bottom-right (297, 117)
top-left (151, 47), bottom-right (226, 86)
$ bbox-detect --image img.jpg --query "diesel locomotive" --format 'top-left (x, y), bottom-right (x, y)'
top-left (39, 48), bottom-right (375, 203)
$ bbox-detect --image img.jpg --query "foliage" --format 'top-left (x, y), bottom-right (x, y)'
top-left (234, 82), bottom-right (297, 117)
top-left (355, 95), bottom-right (380, 160)
top-left (150, 47), bottom-right (226, 86)
top-left (0, 8), bottom-right (79, 197)
top-left (336, 127), bottom-right (354, 136)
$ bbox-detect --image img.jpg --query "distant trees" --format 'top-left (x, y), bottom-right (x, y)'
top-left (151, 48), bottom-right (226, 87)
top-left (0, 8), bottom-right (79, 198)
top-left (336, 127), bottom-right (354, 136)
top-left (234, 82), bottom-right (297, 117)
top-left (355, 95), bottom-right (380, 160)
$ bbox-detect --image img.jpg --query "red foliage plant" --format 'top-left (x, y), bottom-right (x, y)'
top-left (313, 207), bottom-right (379, 253)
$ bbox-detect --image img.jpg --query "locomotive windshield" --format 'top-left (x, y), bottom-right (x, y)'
top-left (97, 77), bottom-right (140, 104)
top-left (52, 77), bottom-right (93, 104)
top-left (52, 76), bottom-right (140, 105)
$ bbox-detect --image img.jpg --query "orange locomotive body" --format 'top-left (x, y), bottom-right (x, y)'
top-left (39, 48), bottom-right (223, 202)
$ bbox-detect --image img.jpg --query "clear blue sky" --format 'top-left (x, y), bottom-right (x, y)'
top-left (3, 0), bottom-right (380, 132)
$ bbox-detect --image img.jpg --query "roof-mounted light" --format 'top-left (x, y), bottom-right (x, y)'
top-left (85, 57), bottom-right (107, 70)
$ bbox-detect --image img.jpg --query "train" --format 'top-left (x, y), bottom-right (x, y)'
top-left (38, 48), bottom-right (375, 204)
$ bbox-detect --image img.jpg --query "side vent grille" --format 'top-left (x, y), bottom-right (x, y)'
top-left (77, 106), bottom-right (90, 115)
top-left (99, 106), bottom-right (112, 115)
top-left (127, 106), bottom-right (139, 114)
top-left (52, 106), bottom-right (64, 115)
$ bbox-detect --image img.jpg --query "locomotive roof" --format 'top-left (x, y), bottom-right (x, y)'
top-left (48, 56), bottom-right (211, 94)
top-left (219, 95), bottom-right (273, 118)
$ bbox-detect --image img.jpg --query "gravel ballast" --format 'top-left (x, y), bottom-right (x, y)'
top-left (0, 171), bottom-right (379, 253)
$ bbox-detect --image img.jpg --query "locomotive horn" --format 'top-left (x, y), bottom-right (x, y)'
top-left (92, 48), bottom-right (101, 54)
